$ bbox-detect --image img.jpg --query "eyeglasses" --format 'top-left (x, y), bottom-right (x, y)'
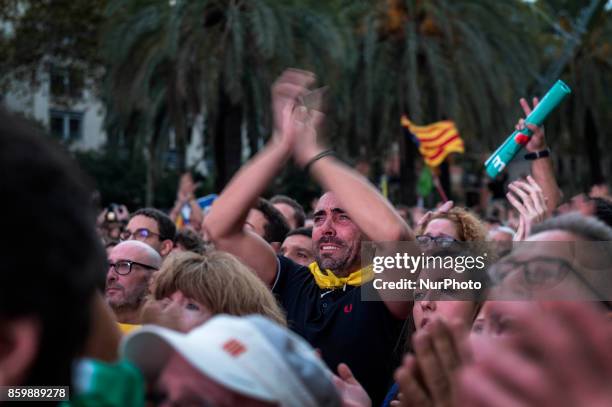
top-left (120, 228), bottom-right (162, 241)
top-left (416, 235), bottom-right (457, 247)
top-left (489, 256), bottom-right (605, 301)
top-left (108, 260), bottom-right (158, 276)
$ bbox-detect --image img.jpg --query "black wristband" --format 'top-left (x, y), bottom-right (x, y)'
top-left (524, 148), bottom-right (551, 161)
top-left (304, 150), bottom-right (335, 172)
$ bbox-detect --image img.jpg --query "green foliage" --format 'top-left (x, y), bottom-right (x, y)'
top-left (74, 149), bottom-right (182, 210)
top-left (3, 0), bottom-right (610, 202)
top-left (531, 0), bottom-right (611, 148)
top-left (335, 0), bottom-right (541, 159)
top-left (100, 0), bottom-right (351, 197)
top-left (268, 165), bottom-right (321, 214)
top-left (0, 0), bottom-right (106, 90)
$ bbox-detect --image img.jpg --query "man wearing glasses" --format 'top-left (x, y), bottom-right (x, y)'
top-left (489, 213), bottom-right (612, 305)
top-left (121, 208), bottom-right (177, 257)
top-left (106, 240), bottom-right (162, 327)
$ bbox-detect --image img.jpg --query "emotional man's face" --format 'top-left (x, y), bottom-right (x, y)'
top-left (311, 192), bottom-right (363, 275)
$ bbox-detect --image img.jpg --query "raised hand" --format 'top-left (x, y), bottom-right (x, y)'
top-left (506, 175), bottom-right (547, 240)
top-left (415, 201), bottom-right (454, 232)
top-left (517, 97), bottom-right (547, 153)
top-left (291, 104), bottom-right (327, 168)
top-left (393, 355), bottom-right (431, 407)
top-left (271, 69), bottom-right (315, 148)
top-left (395, 318), bottom-right (470, 407)
top-left (332, 363), bottom-right (372, 407)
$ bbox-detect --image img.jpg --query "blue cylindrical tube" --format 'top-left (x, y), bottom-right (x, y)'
top-left (485, 80), bottom-right (571, 178)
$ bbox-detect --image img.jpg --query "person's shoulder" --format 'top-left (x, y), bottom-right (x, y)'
top-left (277, 255), bottom-right (311, 276)
top-left (273, 255), bottom-right (315, 296)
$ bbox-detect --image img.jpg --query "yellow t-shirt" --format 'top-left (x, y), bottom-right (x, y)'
top-left (117, 323), bottom-right (141, 334)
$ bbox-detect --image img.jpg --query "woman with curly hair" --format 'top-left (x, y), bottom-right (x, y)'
top-left (415, 203), bottom-right (488, 243)
top-left (381, 205), bottom-right (488, 406)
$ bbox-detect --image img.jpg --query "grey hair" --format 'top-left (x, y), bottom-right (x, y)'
top-left (531, 213), bottom-right (612, 241)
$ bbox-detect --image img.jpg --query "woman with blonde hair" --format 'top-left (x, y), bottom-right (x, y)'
top-left (141, 250), bottom-right (285, 332)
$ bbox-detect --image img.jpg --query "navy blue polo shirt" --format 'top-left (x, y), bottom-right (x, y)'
top-left (272, 256), bottom-right (406, 406)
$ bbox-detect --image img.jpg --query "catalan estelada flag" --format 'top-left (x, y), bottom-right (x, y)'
top-left (401, 115), bottom-right (464, 167)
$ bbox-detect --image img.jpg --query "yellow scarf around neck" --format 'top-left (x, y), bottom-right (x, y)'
top-left (308, 262), bottom-right (374, 289)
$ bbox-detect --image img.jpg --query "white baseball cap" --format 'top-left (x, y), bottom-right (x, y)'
top-left (121, 314), bottom-right (341, 407)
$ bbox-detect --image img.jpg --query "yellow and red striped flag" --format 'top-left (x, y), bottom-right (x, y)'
top-left (401, 115), bottom-right (464, 167)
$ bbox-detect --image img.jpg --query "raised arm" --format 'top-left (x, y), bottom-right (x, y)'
top-left (289, 106), bottom-right (414, 319)
top-left (291, 109), bottom-right (414, 243)
top-left (520, 97), bottom-right (562, 214)
top-left (202, 70), bottom-right (314, 285)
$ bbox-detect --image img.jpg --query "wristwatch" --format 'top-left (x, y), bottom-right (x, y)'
top-left (524, 148), bottom-right (551, 160)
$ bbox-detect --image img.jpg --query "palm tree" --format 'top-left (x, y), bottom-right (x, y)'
top-left (101, 0), bottom-right (350, 204)
top-left (529, 0), bottom-right (611, 190)
top-left (101, 0), bottom-right (179, 205)
top-left (327, 0), bottom-right (541, 204)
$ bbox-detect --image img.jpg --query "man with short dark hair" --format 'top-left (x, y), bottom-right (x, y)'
top-left (271, 195), bottom-right (306, 229)
top-left (245, 198), bottom-right (290, 251)
top-left (122, 208), bottom-right (176, 257)
top-left (173, 227), bottom-right (207, 254)
top-left (204, 69), bottom-right (414, 404)
top-left (0, 109), bottom-right (106, 387)
top-left (566, 194), bottom-right (612, 229)
top-left (280, 227), bottom-right (314, 266)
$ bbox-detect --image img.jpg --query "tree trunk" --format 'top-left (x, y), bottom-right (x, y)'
top-left (399, 131), bottom-right (417, 206)
top-left (173, 119), bottom-right (187, 173)
top-left (246, 108), bottom-right (260, 159)
top-left (145, 139), bottom-right (156, 207)
top-left (144, 111), bottom-right (165, 207)
top-left (584, 109), bottom-right (603, 185)
top-left (168, 70), bottom-right (187, 173)
top-left (213, 88), bottom-right (243, 192)
top-left (539, 0), bottom-right (605, 91)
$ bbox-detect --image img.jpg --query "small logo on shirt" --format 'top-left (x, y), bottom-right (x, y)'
top-left (344, 304), bottom-right (353, 314)
top-left (222, 339), bottom-right (246, 357)
top-left (321, 290), bottom-right (334, 298)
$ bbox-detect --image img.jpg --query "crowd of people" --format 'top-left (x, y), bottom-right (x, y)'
top-left (2, 68), bottom-right (611, 407)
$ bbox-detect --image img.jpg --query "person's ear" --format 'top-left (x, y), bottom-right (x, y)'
top-left (160, 240), bottom-right (174, 257)
top-left (0, 317), bottom-right (40, 386)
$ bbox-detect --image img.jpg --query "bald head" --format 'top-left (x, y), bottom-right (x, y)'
top-left (498, 214), bottom-right (612, 305)
top-left (529, 213), bottom-right (612, 242)
top-left (106, 241), bottom-right (162, 323)
top-left (111, 240), bottom-right (162, 269)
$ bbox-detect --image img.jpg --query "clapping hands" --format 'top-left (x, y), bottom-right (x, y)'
top-left (506, 175), bottom-right (547, 240)
top-left (393, 318), bottom-right (471, 407)
top-left (270, 69), bottom-right (327, 167)
top-left (457, 302), bottom-right (612, 407)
